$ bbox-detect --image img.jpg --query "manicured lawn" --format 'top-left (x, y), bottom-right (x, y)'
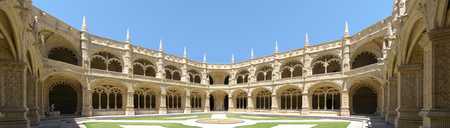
top-left (227, 114), bottom-right (315, 120)
top-left (115, 114), bottom-right (210, 120)
top-left (84, 122), bottom-right (199, 128)
top-left (236, 122), bottom-right (350, 128)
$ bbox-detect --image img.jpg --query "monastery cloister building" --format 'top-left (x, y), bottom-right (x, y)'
top-left (1, 0), bottom-right (450, 128)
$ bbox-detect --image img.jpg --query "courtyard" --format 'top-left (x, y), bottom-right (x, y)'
top-left (74, 113), bottom-right (367, 128)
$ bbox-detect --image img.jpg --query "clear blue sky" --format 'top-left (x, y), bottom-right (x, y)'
top-left (34, 0), bottom-right (392, 64)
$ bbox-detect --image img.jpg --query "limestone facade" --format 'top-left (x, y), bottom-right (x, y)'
top-left (0, 0), bottom-right (449, 128)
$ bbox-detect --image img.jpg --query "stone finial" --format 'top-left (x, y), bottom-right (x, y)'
top-left (159, 39), bottom-right (164, 52)
top-left (82, 16), bottom-right (87, 32)
top-left (183, 47), bottom-right (187, 58)
top-left (203, 52), bottom-right (207, 63)
top-left (344, 21), bottom-right (350, 37)
top-left (274, 40), bottom-right (279, 53)
top-left (126, 28), bottom-right (131, 43)
top-left (231, 54), bottom-right (235, 64)
top-left (251, 48), bottom-right (255, 59)
top-left (304, 33), bottom-right (310, 47)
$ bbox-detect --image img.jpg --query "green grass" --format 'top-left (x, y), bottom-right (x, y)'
top-left (84, 122), bottom-right (199, 128)
top-left (115, 114), bottom-right (210, 120)
top-left (227, 114), bottom-right (315, 120)
top-left (236, 122), bottom-right (350, 128)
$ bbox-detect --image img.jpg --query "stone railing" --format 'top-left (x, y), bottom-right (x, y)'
top-left (43, 58), bottom-right (83, 74)
top-left (89, 69), bottom-right (128, 79)
top-left (346, 63), bottom-right (383, 77)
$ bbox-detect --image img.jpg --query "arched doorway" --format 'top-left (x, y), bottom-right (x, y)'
top-left (209, 91), bottom-right (228, 111)
top-left (352, 87), bottom-right (377, 114)
top-left (49, 83), bottom-right (78, 114)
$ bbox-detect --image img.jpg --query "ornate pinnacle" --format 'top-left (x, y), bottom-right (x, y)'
top-left (344, 21), bottom-right (350, 38)
top-left (159, 39), bottom-right (164, 52)
top-left (251, 48), bottom-right (254, 59)
top-left (183, 47), bottom-right (187, 58)
top-left (274, 40), bottom-right (279, 53)
top-left (304, 33), bottom-right (310, 47)
top-left (231, 54), bottom-right (235, 64)
top-left (126, 28), bottom-right (131, 43)
top-left (82, 16), bottom-right (87, 32)
top-left (203, 52), bottom-right (207, 63)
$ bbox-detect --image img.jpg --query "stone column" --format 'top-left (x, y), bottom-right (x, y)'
top-left (123, 43), bottom-right (133, 75)
top-left (420, 28), bottom-right (450, 128)
top-left (301, 91), bottom-right (310, 115)
top-left (340, 90), bottom-right (350, 116)
top-left (81, 80), bottom-right (93, 117)
top-left (229, 70), bottom-right (237, 85)
top-left (382, 83), bottom-right (388, 117)
top-left (247, 94), bottom-right (254, 112)
top-left (303, 53), bottom-right (312, 77)
top-left (272, 60), bottom-right (281, 80)
top-left (271, 94), bottom-right (278, 113)
top-left (341, 26), bottom-right (351, 72)
top-left (156, 58), bottom-right (165, 79)
top-left (201, 69), bottom-right (208, 85)
top-left (125, 88), bottom-right (135, 115)
top-left (204, 91), bottom-right (210, 112)
top-left (0, 62), bottom-right (30, 128)
top-left (37, 80), bottom-right (45, 118)
top-left (385, 77), bottom-right (397, 124)
top-left (228, 95), bottom-right (234, 112)
top-left (181, 64), bottom-right (189, 83)
top-left (159, 86), bottom-right (167, 114)
top-left (184, 89), bottom-right (191, 114)
top-left (27, 73), bottom-right (39, 127)
top-left (248, 66), bottom-right (256, 83)
top-left (395, 64), bottom-right (422, 127)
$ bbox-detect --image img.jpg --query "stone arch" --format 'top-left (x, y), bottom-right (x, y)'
top-left (236, 69), bottom-right (249, 84)
top-left (208, 70), bottom-right (230, 85)
top-left (276, 85), bottom-right (303, 111)
top-left (349, 77), bottom-right (382, 115)
top-left (397, 13), bottom-right (427, 113)
top-left (188, 69), bottom-right (201, 83)
top-left (209, 90), bottom-right (229, 111)
top-left (352, 87), bottom-right (377, 114)
top-left (251, 87), bottom-right (272, 110)
top-left (351, 51), bottom-right (378, 69)
top-left (281, 61), bottom-right (303, 78)
top-left (90, 78), bottom-right (128, 115)
top-left (133, 59), bottom-right (156, 77)
top-left (165, 86), bottom-right (185, 113)
top-left (0, 10), bottom-right (19, 60)
top-left (48, 47), bottom-right (78, 65)
top-left (133, 85), bottom-right (160, 114)
top-left (190, 89), bottom-right (206, 111)
top-left (44, 73), bottom-right (83, 115)
top-left (232, 89), bottom-right (248, 110)
top-left (312, 55), bottom-right (341, 74)
top-left (256, 65), bottom-right (273, 81)
top-left (164, 65), bottom-right (181, 81)
top-left (40, 29), bottom-right (81, 65)
top-left (91, 51), bottom-right (122, 72)
top-left (309, 83), bottom-right (341, 111)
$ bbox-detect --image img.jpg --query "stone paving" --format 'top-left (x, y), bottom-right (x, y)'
top-left (77, 114), bottom-right (366, 128)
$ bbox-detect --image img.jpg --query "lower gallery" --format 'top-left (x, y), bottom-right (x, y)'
top-left (1, 0), bottom-right (450, 128)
